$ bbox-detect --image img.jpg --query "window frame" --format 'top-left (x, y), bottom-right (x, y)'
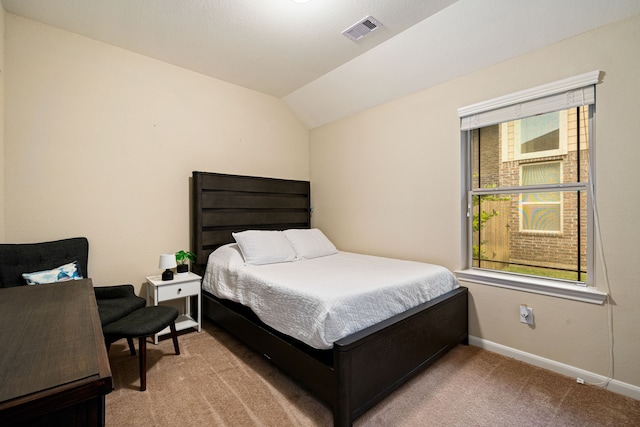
top-left (456, 71), bottom-right (606, 304)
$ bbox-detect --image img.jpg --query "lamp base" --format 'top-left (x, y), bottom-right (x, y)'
top-left (162, 269), bottom-right (174, 281)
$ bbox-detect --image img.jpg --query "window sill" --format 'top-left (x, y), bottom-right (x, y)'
top-left (454, 269), bottom-right (607, 304)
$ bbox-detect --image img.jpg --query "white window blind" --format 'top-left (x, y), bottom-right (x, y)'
top-left (458, 70), bottom-right (599, 131)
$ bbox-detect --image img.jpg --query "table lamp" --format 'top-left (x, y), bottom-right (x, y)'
top-left (159, 253), bottom-right (177, 281)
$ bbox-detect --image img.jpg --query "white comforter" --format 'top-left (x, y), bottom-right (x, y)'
top-left (203, 244), bottom-right (460, 349)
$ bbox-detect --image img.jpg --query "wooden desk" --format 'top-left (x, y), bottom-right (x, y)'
top-left (0, 279), bottom-right (112, 426)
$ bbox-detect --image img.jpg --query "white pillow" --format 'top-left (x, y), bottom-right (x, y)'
top-left (283, 228), bottom-right (338, 259)
top-left (210, 243), bottom-right (245, 268)
top-left (232, 230), bottom-right (297, 265)
top-left (22, 261), bottom-right (83, 285)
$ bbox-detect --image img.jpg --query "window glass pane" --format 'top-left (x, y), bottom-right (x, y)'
top-left (520, 203), bottom-right (560, 231)
top-left (472, 190), bottom-right (587, 282)
top-left (521, 162), bottom-right (560, 186)
top-left (520, 112), bottom-right (560, 153)
top-left (471, 106), bottom-right (589, 189)
top-left (573, 106), bottom-right (591, 183)
top-left (520, 162), bottom-right (562, 232)
top-left (471, 125), bottom-right (500, 190)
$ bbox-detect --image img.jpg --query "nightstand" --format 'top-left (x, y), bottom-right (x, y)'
top-left (146, 272), bottom-right (201, 344)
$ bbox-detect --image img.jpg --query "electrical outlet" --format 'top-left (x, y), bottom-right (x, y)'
top-left (520, 304), bottom-right (534, 325)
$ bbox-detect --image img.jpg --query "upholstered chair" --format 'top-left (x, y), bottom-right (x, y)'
top-left (0, 237), bottom-right (146, 329)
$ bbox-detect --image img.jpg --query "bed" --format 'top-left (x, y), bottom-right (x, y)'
top-left (191, 171), bottom-right (468, 426)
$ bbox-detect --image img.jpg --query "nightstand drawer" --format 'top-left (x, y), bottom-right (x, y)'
top-left (157, 280), bottom-right (200, 300)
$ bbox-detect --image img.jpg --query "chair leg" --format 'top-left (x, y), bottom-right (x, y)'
top-left (138, 336), bottom-right (146, 391)
top-left (127, 337), bottom-right (136, 356)
top-left (170, 322), bottom-right (180, 355)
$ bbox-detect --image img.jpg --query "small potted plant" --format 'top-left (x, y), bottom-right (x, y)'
top-left (175, 250), bottom-right (195, 275)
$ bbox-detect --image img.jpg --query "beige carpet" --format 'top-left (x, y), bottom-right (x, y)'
top-left (106, 319), bottom-right (640, 426)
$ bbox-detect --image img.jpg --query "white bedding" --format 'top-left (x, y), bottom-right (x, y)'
top-left (203, 244), bottom-right (460, 349)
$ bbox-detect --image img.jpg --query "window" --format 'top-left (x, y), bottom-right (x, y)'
top-left (513, 110), bottom-right (568, 159)
top-left (520, 161), bottom-right (562, 233)
top-left (457, 71), bottom-right (606, 304)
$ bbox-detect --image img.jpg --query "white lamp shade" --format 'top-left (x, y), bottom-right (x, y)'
top-left (159, 253), bottom-right (177, 269)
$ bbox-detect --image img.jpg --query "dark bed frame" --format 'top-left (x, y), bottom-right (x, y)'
top-left (191, 171), bottom-right (468, 426)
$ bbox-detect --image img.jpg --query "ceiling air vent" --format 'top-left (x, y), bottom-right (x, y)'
top-left (342, 16), bottom-right (382, 41)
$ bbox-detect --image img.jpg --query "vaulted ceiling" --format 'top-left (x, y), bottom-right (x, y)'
top-left (3, 0), bottom-right (640, 127)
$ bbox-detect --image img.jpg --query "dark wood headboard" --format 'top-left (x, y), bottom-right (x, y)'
top-left (191, 171), bottom-right (311, 276)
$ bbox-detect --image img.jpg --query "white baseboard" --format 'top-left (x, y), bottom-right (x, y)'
top-left (469, 336), bottom-right (640, 401)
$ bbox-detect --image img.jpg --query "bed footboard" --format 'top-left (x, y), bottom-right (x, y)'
top-left (332, 286), bottom-right (468, 426)
top-left (202, 287), bottom-right (468, 427)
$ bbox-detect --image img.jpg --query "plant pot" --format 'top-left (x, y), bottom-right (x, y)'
top-left (176, 264), bottom-right (189, 275)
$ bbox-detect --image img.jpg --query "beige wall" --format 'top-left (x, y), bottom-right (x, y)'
top-left (3, 15), bottom-right (309, 292)
top-left (310, 14), bottom-right (640, 388)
